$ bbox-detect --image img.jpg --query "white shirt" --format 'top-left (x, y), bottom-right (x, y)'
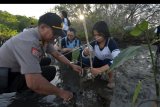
top-left (62, 18), bottom-right (69, 31)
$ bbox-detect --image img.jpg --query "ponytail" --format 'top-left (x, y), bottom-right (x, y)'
top-left (67, 18), bottom-right (71, 26)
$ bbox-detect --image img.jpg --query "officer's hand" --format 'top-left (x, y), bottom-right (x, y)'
top-left (53, 44), bottom-right (60, 51)
top-left (59, 89), bottom-right (73, 101)
top-left (63, 48), bottom-right (72, 53)
top-left (71, 64), bottom-right (82, 73)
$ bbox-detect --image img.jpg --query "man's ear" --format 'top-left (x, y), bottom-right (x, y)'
top-left (38, 24), bottom-right (48, 36)
top-left (39, 24), bottom-right (47, 30)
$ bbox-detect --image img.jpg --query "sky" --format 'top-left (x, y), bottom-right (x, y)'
top-left (0, 4), bottom-right (58, 19)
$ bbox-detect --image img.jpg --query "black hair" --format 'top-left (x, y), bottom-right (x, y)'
top-left (68, 28), bottom-right (76, 35)
top-left (157, 25), bottom-right (160, 34)
top-left (38, 12), bottom-right (63, 36)
top-left (92, 21), bottom-right (110, 38)
top-left (38, 12), bottom-right (62, 28)
top-left (61, 10), bottom-right (71, 26)
top-left (61, 10), bottom-right (67, 18)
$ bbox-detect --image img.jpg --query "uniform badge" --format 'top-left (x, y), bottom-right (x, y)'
top-left (31, 47), bottom-right (40, 57)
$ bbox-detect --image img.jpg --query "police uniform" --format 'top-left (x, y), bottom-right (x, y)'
top-left (0, 27), bottom-right (56, 93)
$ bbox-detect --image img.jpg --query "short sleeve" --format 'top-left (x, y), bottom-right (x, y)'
top-left (46, 43), bottom-right (56, 54)
top-left (13, 40), bottom-right (41, 74)
top-left (108, 38), bottom-right (120, 59)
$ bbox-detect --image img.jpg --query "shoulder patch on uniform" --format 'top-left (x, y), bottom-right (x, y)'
top-left (31, 47), bottom-right (40, 57)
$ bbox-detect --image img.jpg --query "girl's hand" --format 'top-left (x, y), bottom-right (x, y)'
top-left (83, 47), bottom-right (90, 56)
top-left (90, 68), bottom-right (102, 76)
top-left (63, 48), bottom-right (72, 53)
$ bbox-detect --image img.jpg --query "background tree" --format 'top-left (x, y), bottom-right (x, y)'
top-left (50, 4), bottom-right (160, 42)
top-left (0, 10), bottom-right (37, 39)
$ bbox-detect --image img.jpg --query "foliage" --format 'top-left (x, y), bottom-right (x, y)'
top-left (16, 15), bottom-right (38, 32)
top-left (0, 10), bottom-right (37, 39)
top-left (130, 20), bottom-right (148, 36)
top-left (130, 20), bottom-right (160, 106)
top-left (72, 47), bottom-right (80, 62)
top-left (109, 46), bottom-right (142, 72)
top-left (0, 24), bottom-right (18, 38)
top-left (0, 10), bottom-right (19, 30)
top-left (132, 80), bottom-right (142, 106)
top-left (52, 4), bottom-right (160, 41)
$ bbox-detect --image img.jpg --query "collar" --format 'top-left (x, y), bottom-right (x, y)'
top-left (34, 27), bottom-right (42, 41)
top-left (67, 37), bottom-right (76, 42)
top-left (33, 27), bottom-right (44, 46)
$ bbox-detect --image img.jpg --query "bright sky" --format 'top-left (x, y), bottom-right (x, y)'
top-left (0, 4), bottom-right (59, 19)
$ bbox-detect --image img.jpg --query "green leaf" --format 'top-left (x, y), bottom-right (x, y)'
top-left (130, 20), bottom-right (148, 36)
top-left (130, 27), bottom-right (143, 36)
top-left (132, 80), bottom-right (142, 105)
top-left (72, 47), bottom-right (80, 62)
top-left (109, 46), bottom-right (142, 71)
top-left (137, 20), bottom-right (148, 31)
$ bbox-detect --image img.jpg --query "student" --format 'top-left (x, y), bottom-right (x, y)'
top-left (155, 25), bottom-right (160, 38)
top-left (0, 12), bottom-right (82, 101)
top-left (154, 25), bottom-right (160, 54)
top-left (61, 10), bottom-right (71, 37)
top-left (61, 28), bottom-right (81, 61)
top-left (81, 21), bottom-right (120, 89)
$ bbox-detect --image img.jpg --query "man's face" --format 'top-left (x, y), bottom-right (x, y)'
top-left (67, 31), bottom-right (75, 41)
top-left (39, 24), bottom-right (54, 42)
top-left (39, 24), bottom-right (61, 43)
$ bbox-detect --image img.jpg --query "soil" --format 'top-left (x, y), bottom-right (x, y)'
top-left (1, 39), bottom-right (160, 107)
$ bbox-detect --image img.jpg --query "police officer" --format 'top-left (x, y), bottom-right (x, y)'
top-left (0, 12), bottom-right (82, 102)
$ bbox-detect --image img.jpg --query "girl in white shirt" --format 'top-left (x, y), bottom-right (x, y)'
top-left (61, 11), bottom-right (71, 37)
top-left (82, 21), bottom-right (120, 89)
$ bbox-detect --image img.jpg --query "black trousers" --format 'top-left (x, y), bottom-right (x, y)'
top-left (0, 57), bottom-right (56, 93)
